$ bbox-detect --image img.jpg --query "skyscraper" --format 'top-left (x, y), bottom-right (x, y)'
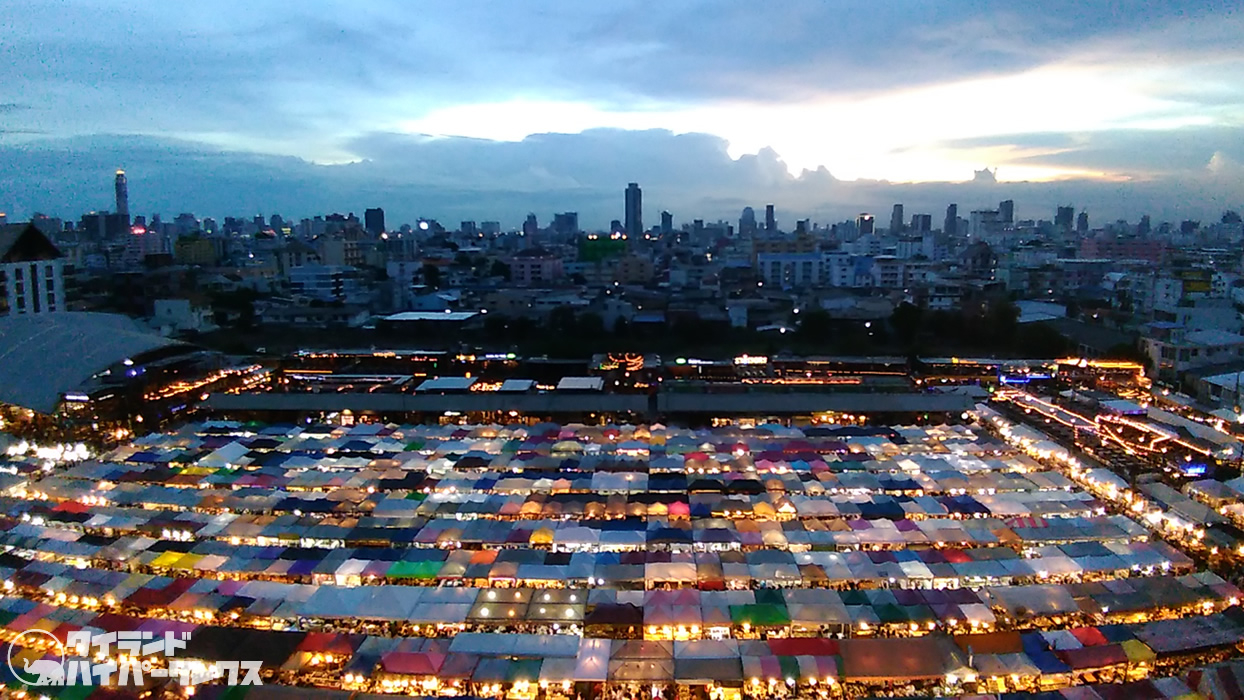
top-left (945, 204), bottom-right (958, 236)
top-left (739, 207), bottom-right (757, 235)
top-left (660, 211), bottom-right (673, 236)
top-left (856, 214), bottom-right (875, 236)
top-left (624, 183), bottom-right (642, 238)
top-left (910, 214), bottom-right (932, 232)
top-left (1056, 206), bottom-right (1075, 232)
top-left (1076, 211), bottom-right (1089, 234)
top-left (114, 169), bottom-right (129, 218)
top-left (523, 213), bottom-right (539, 237)
top-left (889, 204), bottom-right (904, 234)
top-left (364, 207), bottom-right (385, 235)
top-left (764, 204), bottom-right (776, 232)
top-left (552, 212), bottom-right (579, 235)
top-left (998, 199), bottom-right (1014, 225)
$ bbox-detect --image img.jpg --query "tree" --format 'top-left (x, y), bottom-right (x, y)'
top-left (548, 305), bottom-right (578, 335)
top-left (983, 299), bottom-right (1020, 347)
top-left (1064, 298), bottom-right (1080, 319)
top-left (1013, 322), bottom-right (1072, 358)
top-left (1223, 210), bottom-right (1242, 225)
top-left (489, 260), bottom-right (511, 280)
top-left (890, 302), bottom-right (923, 347)
top-left (421, 263), bottom-right (441, 289)
top-left (795, 309), bottom-right (833, 343)
top-left (578, 312), bottom-right (606, 338)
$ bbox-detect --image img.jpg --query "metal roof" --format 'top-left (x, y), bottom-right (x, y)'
top-left (557, 377), bottom-right (605, 392)
top-left (416, 376), bottom-right (477, 393)
top-left (0, 312), bottom-right (186, 413)
top-left (384, 311), bottom-right (479, 322)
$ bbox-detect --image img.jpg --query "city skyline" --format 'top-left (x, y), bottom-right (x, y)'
top-left (2, 1), bottom-right (1242, 226)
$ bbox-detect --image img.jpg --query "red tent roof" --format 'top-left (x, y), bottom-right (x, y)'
top-left (1069, 626), bottom-right (1109, 647)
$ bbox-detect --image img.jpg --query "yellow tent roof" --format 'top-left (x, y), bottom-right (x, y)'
top-left (170, 553), bottom-right (204, 570)
top-left (1121, 639), bottom-right (1155, 663)
top-left (151, 551), bottom-right (184, 568)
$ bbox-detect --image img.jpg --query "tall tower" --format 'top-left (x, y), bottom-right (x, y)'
top-left (944, 203), bottom-right (958, 236)
top-left (114, 169), bottom-right (129, 218)
top-left (739, 207), bottom-right (757, 235)
top-left (624, 183), bottom-right (642, 238)
top-left (364, 207), bottom-right (385, 235)
top-left (765, 204), bottom-right (776, 232)
top-left (998, 199), bottom-right (1014, 226)
top-left (890, 204), bottom-right (904, 234)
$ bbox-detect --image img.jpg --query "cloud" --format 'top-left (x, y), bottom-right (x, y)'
top-left (973, 168), bottom-right (998, 184)
top-left (1, 129), bottom-right (1239, 230)
top-left (942, 126), bottom-right (1244, 178)
top-left (2, 0), bottom-right (1241, 166)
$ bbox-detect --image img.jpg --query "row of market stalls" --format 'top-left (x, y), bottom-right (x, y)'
top-left (0, 508), bottom-right (1193, 592)
top-left (3, 418), bottom-right (1236, 697)
top-left (29, 469), bottom-right (1109, 522)
top-left (3, 584), bottom-right (1244, 697)
top-left (1, 557), bottom-right (1237, 639)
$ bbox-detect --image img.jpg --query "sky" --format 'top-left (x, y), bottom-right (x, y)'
top-left (1, 0), bottom-right (1242, 229)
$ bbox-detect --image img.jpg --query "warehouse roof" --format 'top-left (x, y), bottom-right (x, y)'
top-left (0, 312), bottom-right (186, 413)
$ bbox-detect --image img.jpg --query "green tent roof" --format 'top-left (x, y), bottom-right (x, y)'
top-left (730, 603), bottom-right (790, 627)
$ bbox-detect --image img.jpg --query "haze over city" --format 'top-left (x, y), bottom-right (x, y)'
top-left (2, 0), bottom-right (1243, 226)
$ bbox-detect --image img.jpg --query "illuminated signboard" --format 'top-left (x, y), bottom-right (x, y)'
top-left (733, 355), bottom-right (769, 366)
top-left (1181, 462), bottom-right (1209, 477)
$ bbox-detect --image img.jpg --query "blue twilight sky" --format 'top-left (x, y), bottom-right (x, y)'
top-left (1, 0), bottom-right (1242, 228)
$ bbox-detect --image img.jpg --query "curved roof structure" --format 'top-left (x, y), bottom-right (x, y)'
top-left (0, 312), bottom-right (186, 413)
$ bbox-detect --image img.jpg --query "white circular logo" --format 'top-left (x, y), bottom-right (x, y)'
top-left (6, 629), bottom-right (66, 686)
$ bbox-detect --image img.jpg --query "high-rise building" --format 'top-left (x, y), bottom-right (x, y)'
top-left (0, 223), bottom-right (65, 316)
top-left (174, 213), bottom-right (199, 236)
top-left (660, 211), bottom-right (673, 235)
top-left (624, 183), bottom-right (642, 238)
top-left (114, 169), bottom-right (129, 218)
top-left (364, 207), bottom-right (385, 235)
top-left (910, 214), bottom-right (932, 233)
top-left (1138, 215), bottom-right (1151, 236)
top-left (856, 214), bottom-right (875, 236)
top-left (1076, 211), bottom-right (1089, 234)
top-left (552, 212), bottom-right (579, 235)
top-left (739, 207), bottom-right (757, 235)
top-left (523, 214), bottom-right (539, 237)
top-left (998, 199), bottom-right (1014, 225)
top-left (969, 210), bottom-right (1001, 239)
top-left (945, 204), bottom-right (958, 236)
top-left (765, 204), bottom-right (776, 232)
top-left (1055, 206), bottom-right (1075, 232)
top-left (889, 204), bottom-right (904, 234)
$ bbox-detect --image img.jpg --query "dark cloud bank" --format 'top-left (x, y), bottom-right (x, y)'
top-left (2, 128), bottom-right (1240, 229)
